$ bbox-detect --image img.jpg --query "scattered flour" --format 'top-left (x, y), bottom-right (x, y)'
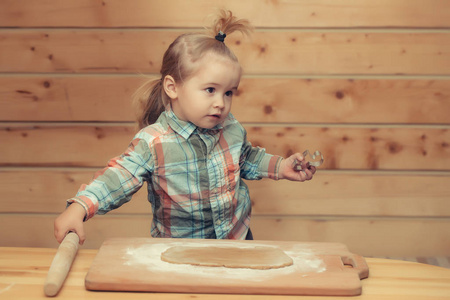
top-left (0, 283), bottom-right (15, 294)
top-left (124, 241), bottom-right (326, 281)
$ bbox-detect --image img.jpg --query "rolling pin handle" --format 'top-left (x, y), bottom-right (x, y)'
top-left (44, 232), bottom-right (80, 297)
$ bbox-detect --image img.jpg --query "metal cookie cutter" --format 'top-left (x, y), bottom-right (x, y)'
top-left (294, 150), bottom-right (324, 171)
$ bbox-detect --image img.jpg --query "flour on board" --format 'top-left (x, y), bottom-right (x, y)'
top-left (124, 242), bottom-right (326, 281)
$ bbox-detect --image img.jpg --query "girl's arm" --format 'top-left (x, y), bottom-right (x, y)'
top-left (54, 202), bottom-right (86, 245)
top-left (54, 131), bottom-right (154, 244)
top-left (71, 134), bottom-right (154, 220)
top-left (239, 127), bottom-right (316, 182)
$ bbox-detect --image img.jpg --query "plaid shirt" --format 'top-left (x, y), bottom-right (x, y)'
top-left (68, 109), bottom-right (282, 239)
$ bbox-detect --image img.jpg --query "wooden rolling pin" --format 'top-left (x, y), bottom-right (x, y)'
top-left (44, 232), bottom-right (80, 297)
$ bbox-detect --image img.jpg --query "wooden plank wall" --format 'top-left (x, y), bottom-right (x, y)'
top-left (1, 0), bottom-right (449, 257)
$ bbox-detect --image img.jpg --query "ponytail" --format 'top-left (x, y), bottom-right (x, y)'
top-left (132, 77), bottom-right (168, 129)
top-left (210, 9), bottom-right (253, 40)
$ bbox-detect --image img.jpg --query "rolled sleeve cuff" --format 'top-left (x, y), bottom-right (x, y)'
top-left (67, 195), bottom-right (98, 221)
top-left (258, 154), bottom-right (283, 180)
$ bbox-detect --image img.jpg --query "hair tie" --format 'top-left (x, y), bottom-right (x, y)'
top-left (215, 31), bottom-right (226, 43)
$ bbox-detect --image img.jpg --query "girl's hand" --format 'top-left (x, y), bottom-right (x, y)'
top-left (54, 203), bottom-right (86, 245)
top-left (278, 152), bottom-right (316, 182)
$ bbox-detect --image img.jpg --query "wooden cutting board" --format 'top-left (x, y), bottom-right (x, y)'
top-left (85, 238), bottom-right (369, 296)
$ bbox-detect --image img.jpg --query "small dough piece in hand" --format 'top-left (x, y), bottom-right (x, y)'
top-left (161, 245), bottom-right (294, 270)
top-left (295, 150), bottom-right (324, 170)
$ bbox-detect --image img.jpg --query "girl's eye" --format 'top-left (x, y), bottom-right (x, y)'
top-left (225, 91), bottom-right (233, 97)
top-left (205, 87), bottom-right (215, 94)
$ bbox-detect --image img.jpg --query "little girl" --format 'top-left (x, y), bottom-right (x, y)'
top-left (54, 10), bottom-right (316, 245)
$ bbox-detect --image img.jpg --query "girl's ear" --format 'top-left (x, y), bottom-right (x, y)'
top-left (163, 75), bottom-right (178, 100)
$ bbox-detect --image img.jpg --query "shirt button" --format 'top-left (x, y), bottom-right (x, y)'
top-left (216, 219), bottom-right (222, 225)
top-left (208, 154), bottom-right (212, 160)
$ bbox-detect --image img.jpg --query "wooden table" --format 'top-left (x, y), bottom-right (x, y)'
top-left (1, 247), bottom-right (449, 299)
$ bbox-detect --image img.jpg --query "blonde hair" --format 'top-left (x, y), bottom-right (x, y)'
top-left (133, 10), bottom-right (253, 129)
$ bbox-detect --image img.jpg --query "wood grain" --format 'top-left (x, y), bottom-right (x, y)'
top-left (0, 76), bottom-right (139, 122)
top-left (1, 214), bottom-right (449, 256)
top-left (251, 217), bottom-right (450, 257)
top-left (0, 124), bottom-right (137, 167)
top-left (235, 78), bottom-right (450, 124)
top-left (2, 76), bottom-right (449, 124)
top-left (1, 0), bottom-right (449, 259)
top-left (1, 124), bottom-right (448, 170)
top-left (247, 126), bottom-right (450, 170)
top-left (1, 169), bottom-right (449, 217)
top-left (1, 30), bottom-right (449, 75)
top-left (2, 248), bottom-right (450, 299)
top-left (1, 0), bottom-right (449, 28)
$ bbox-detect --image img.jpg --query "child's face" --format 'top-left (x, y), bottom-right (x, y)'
top-left (168, 54), bottom-right (241, 129)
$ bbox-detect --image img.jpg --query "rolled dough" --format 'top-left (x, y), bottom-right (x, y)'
top-left (160, 245), bottom-right (294, 270)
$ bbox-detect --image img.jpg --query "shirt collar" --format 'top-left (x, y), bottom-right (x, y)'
top-left (165, 108), bottom-right (197, 140)
top-left (164, 107), bottom-right (224, 139)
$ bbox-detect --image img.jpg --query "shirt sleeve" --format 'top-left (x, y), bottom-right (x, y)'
top-left (67, 131), bottom-right (154, 221)
top-left (239, 129), bottom-right (283, 181)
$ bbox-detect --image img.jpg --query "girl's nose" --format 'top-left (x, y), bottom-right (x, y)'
top-left (213, 97), bottom-right (225, 109)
